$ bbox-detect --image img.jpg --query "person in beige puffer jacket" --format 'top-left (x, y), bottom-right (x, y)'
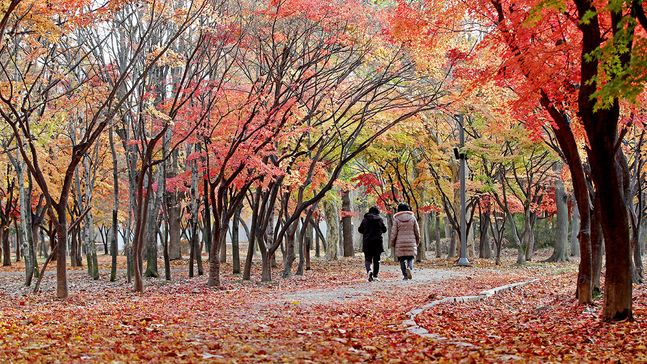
top-left (390, 203), bottom-right (420, 280)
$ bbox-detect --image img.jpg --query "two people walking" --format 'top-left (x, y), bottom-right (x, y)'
top-left (358, 203), bottom-right (420, 281)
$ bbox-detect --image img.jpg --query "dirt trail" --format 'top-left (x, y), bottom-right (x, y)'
top-left (280, 266), bottom-right (462, 304)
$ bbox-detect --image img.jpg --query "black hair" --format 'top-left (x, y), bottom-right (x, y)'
top-left (397, 203), bottom-right (411, 212)
top-left (368, 206), bottom-right (380, 215)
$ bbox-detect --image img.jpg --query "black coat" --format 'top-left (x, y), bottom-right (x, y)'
top-left (358, 212), bottom-right (387, 254)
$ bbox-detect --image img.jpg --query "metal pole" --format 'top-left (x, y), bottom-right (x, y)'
top-left (457, 114), bottom-right (470, 266)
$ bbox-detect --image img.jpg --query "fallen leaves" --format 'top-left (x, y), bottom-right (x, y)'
top-left (416, 270), bottom-right (647, 362)
top-left (0, 257), bottom-right (644, 362)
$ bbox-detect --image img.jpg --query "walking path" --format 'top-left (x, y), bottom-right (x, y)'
top-left (280, 265), bottom-right (463, 304)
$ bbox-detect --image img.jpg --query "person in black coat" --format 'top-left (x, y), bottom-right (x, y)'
top-left (358, 206), bottom-right (387, 282)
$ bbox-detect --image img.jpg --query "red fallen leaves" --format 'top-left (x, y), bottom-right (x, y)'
top-left (417, 270), bottom-right (647, 362)
top-left (0, 257), bottom-right (644, 362)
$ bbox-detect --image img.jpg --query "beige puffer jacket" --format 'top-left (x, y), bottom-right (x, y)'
top-left (390, 211), bottom-right (420, 258)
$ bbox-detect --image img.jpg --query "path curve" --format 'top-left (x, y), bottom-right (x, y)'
top-left (403, 278), bottom-right (539, 348)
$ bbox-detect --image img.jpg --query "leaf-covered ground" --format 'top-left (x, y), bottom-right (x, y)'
top-left (0, 254), bottom-right (645, 362)
top-left (417, 270), bottom-right (647, 362)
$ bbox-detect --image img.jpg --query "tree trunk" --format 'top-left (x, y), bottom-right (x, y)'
top-left (524, 216), bottom-right (535, 261)
top-left (434, 213), bottom-right (442, 258)
top-left (296, 221), bottom-right (305, 276)
top-left (30, 223), bottom-right (40, 263)
top-left (1, 227), bottom-right (10, 266)
top-left (341, 190), bottom-right (353, 257)
top-left (416, 214), bottom-right (426, 262)
top-left (243, 191), bottom-right (260, 281)
top-left (282, 222), bottom-right (297, 278)
top-left (639, 217), bottom-right (646, 256)
top-left (305, 217), bottom-right (313, 270)
top-left (162, 223), bottom-right (171, 281)
top-left (144, 192), bottom-right (160, 278)
top-left (55, 206), bottom-right (68, 299)
top-left (261, 251), bottom-right (272, 282)
top-left (14, 222), bottom-right (20, 262)
top-left (506, 212), bottom-right (525, 266)
top-left (17, 160), bottom-right (34, 285)
top-left (207, 216), bottom-right (225, 287)
top-left (547, 168), bottom-right (569, 262)
top-left (196, 234), bottom-right (205, 276)
top-left (70, 227), bottom-right (81, 267)
top-left (243, 233), bottom-right (255, 281)
top-left (632, 235), bottom-right (643, 283)
top-left (189, 220), bottom-right (196, 278)
top-left (445, 215), bottom-right (455, 258)
top-left (570, 196), bottom-right (581, 257)
top-left (110, 211), bottom-right (118, 282)
top-left (479, 208), bottom-right (492, 259)
top-left (203, 178), bottom-right (212, 259)
top-left (167, 151), bottom-right (182, 261)
top-left (574, 0), bottom-right (632, 321)
top-left (540, 92), bottom-right (593, 304)
top-left (232, 205), bottom-right (241, 274)
top-left (315, 219), bottom-right (321, 258)
top-left (323, 199), bottom-right (339, 261)
top-left (591, 195), bottom-right (603, 294)
top-left (133, 167), bottom-right (155, 293)
top-left (219, 231), bottom-right (227, 263)
top-left (84, 156), bottom-right (99, 280)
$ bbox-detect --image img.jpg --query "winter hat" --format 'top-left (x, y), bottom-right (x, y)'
top-left (397, 203), bottom-right (411, 212)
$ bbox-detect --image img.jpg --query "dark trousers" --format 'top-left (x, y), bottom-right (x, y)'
top-left (398, 256), bottom-right (414, 277)
top-left (364, 252), bottom-right (381, 277)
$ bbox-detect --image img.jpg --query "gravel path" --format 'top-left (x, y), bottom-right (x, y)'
top-left (280, 266), bottom-right (462, 305)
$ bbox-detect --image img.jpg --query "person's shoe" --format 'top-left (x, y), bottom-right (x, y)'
top-left (402, 276), bottom-right (409, 280)
top-left (368, 271), bottom-right (374, 282)
top-left (406, 268), bottom-right (413, 280)
top-left (372, 276), bottom-right (380, 282)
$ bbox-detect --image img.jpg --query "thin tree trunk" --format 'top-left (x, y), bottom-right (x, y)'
top-left (162, 222), bottom-right (171, 281)
top-left (445, 215), bottom-right (455, 258)
top-left (525, 215), bottom-right (536, 261)
top-left (15, 222), bottom-right (20, 262)
top-left (189, 220), bottom-right (196, 278)
top-left (232, 205), bottom-right (241, 274)
top-left (167, 151), bottom-right (182, 261)
top-left (296, 221), bottom-right (305, 276)
top-left (434, 213), bottom-right (442, 258)
top-left (591, 195), bottom-right (603, 294)
top-left (219, 232), bottom-right (227, 263)
top-left (570, 196), bottom-right (581, 257)
top-left (547, 168), bottom-right (569, 262)
top-left (479, 208), bottom-right (492, 259)
top-left (324, 199), bottom-right (339, 261)
top-left (243, 231), bottom-right (255, 281)
top-left (282, 222), bottom-right (297, 278)
top-left (55, 206), bottom-right (68, 299)
top-left (341, 190), bottom-right (353, 257)
top-left (243, 190), bottom-right (260, 281)
top-left (416, 213), bottom-right (426, 262)
top-left (144, 206), bottom-right (159, 278)
top-left (305, 216), bottom-right (313, 270)
top-left (16, 158), bottom-right (34, 285)
top-left (315, 222), bottom-right (320, 258)
top-left (203, 178), bottom-right (212, 259)
top-left (2, 227), bottom-right (10, 266)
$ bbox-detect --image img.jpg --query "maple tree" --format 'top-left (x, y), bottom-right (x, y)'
top-left (0, 1), bottom-right (646, 362)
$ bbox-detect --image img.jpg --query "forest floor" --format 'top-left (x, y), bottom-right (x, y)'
top-left (0, 250), bottom-right (646, 362)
